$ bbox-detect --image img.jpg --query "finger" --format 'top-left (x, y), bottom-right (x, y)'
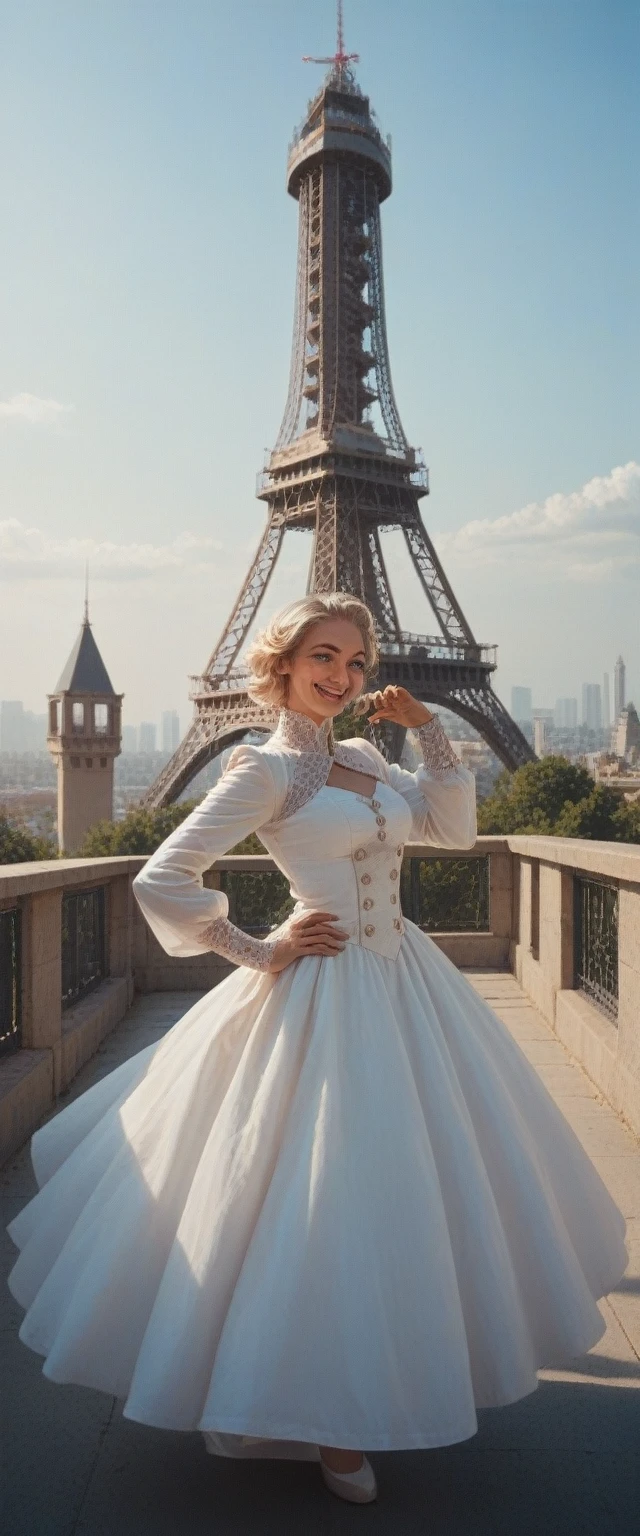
top-left (293, 915), bottom-right (346, 927)
top-left (295, 911), bottom-right (339, 926)
top-left (302, 940), bottom-right (346, 952)
top-left (297, 935), bottom-right (346, 950)
top-left (297, 937), bottom-right (346, 953)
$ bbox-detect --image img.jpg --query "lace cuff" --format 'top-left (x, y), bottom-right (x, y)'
top-left (416, 717), bottom-right (460, 777)
top-left (199, 916), bottom-right (277, 972)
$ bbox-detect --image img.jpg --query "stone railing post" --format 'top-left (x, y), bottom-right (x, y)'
top-left (487, 848), bottom-right (514, 964)
top-left (517, 858), bottom-right (533, 952)
top-left (21, 888), bottom-right (63, 1088)
top-left (107, 874), bottom-right (134, 1004)
top-left (538, 863), bottom-right (574, 1015)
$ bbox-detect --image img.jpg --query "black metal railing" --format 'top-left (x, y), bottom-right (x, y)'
top-left (61, 888), bottom-right (106, 1009)
top-left (219, 856), bottom-right (491, 938)
top-left (219, 869), bottom-right (294, 934)
top-left (573, 875), bottom-right (618, 1022)
top-left (0, 907), bottom-right (22, 1056)
top-left (401, 856), bottom-right (490, 932)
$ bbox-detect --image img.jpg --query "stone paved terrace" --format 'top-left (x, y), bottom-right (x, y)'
top-left (3, 975), bottom-right (639, 1536)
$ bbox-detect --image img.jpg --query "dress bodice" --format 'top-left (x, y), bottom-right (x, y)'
top-left (261, 779), bottom-right (413, 960)
top-left (133, 709), bottom-right (477, 968)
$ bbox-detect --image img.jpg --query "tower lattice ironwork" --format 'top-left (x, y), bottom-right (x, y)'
top-left (146, 25), bottom-right (533, 807)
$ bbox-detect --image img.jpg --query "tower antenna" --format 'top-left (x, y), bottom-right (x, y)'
top-left (84, 562), bottom-right (90, 624)
top-left (302, 0), bottom-right (359, 72)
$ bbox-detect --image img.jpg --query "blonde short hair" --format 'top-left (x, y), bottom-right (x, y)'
top-left (245, 594), bottom-right (379, 710)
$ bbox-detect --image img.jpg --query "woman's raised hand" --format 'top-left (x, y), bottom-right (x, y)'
top-left (359, 685), bottom-right (434, 729)
top-left (268, 911), bottom-right (349, 973)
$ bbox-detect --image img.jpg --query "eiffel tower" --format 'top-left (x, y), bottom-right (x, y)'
top-left (146, 10), bottom-right (533, 807)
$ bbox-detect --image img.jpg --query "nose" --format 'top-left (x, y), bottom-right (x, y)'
top-left (329, 665), bottom-right (350, 690)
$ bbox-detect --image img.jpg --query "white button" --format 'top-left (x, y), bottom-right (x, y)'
top-left (371, 799), bottom-right (381, 810)
top-left (376, 815), bottom-right (386, 827)
top-left (390, 893), bottom-right (397, 904)
top-left (363, 898), bottom-right (374, 910)
top-left (361, 873), bottom-right (371, 885)
top-left (354, 848), bottom-right (366, 861)
top-left (396, 845), bottom-right (403, 856)
top-left (393, 919), bottom-right (402, 931)
top-left (390, 869), bottom-right (398, 880)
top-left (377, 831), bottom-right (386, 842)
top-left (364, 924), bottom-right (375, 937)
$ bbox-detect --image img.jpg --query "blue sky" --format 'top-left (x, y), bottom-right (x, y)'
top-left (1, 0), bottom-right (638, 728)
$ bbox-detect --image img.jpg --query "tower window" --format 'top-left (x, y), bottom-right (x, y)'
top-left (85, 758), bottom-right (93, 768)
top-left (72, 702), bottom-right (84, 732)
top-left (94, 703), bottom-right (109, 734)
top-left (71, 756), bottom-right (80, 768)
top-left (100, 757), bottom-right (107, 768)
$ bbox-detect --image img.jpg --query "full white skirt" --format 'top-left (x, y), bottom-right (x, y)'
top-left (7, 925), bottom-right (628, 1452)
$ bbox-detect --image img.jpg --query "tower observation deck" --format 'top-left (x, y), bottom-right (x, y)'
top-left (145, 28), bottom-right (533, 807)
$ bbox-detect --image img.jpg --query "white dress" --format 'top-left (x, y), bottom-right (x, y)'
top-left (7, 709), bottom-right (628, 1458)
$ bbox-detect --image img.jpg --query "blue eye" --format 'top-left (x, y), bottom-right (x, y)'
top-left (351, 659), bottom-right (365, 670)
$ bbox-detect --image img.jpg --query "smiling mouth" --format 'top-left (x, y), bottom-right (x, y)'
top-left (314, 683), bottom-right (348, 703)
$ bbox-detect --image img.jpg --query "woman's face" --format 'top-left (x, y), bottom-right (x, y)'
top-left (278, 618), bottom-right (368, 724)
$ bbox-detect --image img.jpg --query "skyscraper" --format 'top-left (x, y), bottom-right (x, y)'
top-left (554, 698), bottom-right (578, 729)
top-left (582, 683), bottom-right (602, 731)
top-left (161, 710), bottom-right (180, 753)
top-left (511, 687), bottom-right (533, 723)
top-left (602, 673), bottom-right (610, 730)
top-left (139, 722), bottom-right (157, 754)
top-left (614, 656), bottom-right (626, 721)
top-left (614, 704), bottom-right (640, 759)
top-left (122, 725), bottom-right (137, 753)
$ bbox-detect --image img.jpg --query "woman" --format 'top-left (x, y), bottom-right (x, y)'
top-left (7, 593), bottom-right (628, 1507)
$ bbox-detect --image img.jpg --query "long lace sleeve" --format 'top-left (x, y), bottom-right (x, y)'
top-left (132, 747), bottom-right (279, 967)
top-left (346, 721), bottom-right (477, 849)
top-left (198, 917), bottom-right (278, 972)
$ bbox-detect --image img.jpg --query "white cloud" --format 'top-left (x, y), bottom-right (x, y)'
top-left (434, 461), bottom-right (640, 582)
top-left (0, 519), bottom-right (222, 580)
top-left (0, 392), bottom-right (73, 425)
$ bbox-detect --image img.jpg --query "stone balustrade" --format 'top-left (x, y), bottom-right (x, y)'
top-left (1, 835), bottom-right (639, 1164)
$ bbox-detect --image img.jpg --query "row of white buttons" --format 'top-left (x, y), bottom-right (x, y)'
top-left (355, 800), bottom-right (404, 939)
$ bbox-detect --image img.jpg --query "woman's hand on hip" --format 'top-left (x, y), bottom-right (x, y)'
top-left (267, 911), bottom-right (349, 973)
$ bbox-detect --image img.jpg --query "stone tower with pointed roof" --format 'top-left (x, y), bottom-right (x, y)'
top-left (47, 606), bottom-right (122, 853)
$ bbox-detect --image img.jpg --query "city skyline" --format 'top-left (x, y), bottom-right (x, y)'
top-left (1, 1), bottom-right (638, 720)
top-left (511, 656), bottom-right (630, 732)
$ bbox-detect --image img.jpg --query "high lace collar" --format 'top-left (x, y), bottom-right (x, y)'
top-left (271, 708), bottom-right (334, 756)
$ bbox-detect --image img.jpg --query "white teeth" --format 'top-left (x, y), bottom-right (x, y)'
top-left (315, 684), bottom-right (344, 699)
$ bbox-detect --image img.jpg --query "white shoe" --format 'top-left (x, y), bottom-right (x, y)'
top-left (320, 1454), bottom-right (377, 1504)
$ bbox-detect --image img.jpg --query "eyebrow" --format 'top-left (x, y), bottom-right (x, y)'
top-left (309, 642), bottom-right (366, 657)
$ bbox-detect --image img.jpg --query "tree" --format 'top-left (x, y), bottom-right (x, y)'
top-left (612, 798), bottom-right (640, 844)
top-left (476, 756), bottom-right (640, 843)
top-left (0, 811), bottom-right (56, 864)
top-left (79, 803), bottom-right (198, 856)
top-left (477, 757), bottom-right (594, 835)
top-left (553, 784), bottom-right (625, 840)
top-left (332, 703), bottom-right (371, 742)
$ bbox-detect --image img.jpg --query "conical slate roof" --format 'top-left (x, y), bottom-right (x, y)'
top-left (55, 620), bottom-right (116, 696)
